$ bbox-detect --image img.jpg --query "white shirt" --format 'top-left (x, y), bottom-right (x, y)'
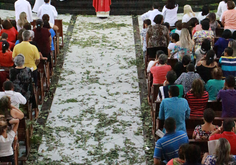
top-left (147, 61), bottom-right (158, 73)
top-left (141, 9), bottom-right (162, 25)
top-left (182, 13), bottom-right (195, 23)
top-left (197, 12), bottom-right (208, 22)
top-left (0, 90), bottom-right (27, 108)
top-left (168, 43), bottom-right (177, 58)
top-left (217, 1), bottom-right (228, 21)
top-left (0, 130), bottom-right (15, 157)
top-left (32, 0), bottom-right (45, 13)
top-left (37, 3), bottom-right (58, 25)
top-left (162, 5), bottom-right (178, 26)
top-left (14, 0), bottom-right (33, 23)
top-left (175, 29), bottom-right (181, 36)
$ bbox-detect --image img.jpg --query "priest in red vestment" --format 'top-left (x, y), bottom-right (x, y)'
top-left (93, 0), bottom-right (111, 17)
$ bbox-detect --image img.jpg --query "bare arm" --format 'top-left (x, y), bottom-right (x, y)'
top-left (9, 118), bottom-right (19, 133)
top-left (10, 106), bottom-right (24, 119)
top-left (146, 32), bottom-right (150, 48)
top-left (53, 25), bottom-right (59, 31)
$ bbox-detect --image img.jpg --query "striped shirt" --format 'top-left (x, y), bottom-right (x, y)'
top-left (186, 91), bottom-right (209, 117)
top-left (219, 56), bottom-right (236, 78)
top-left (154, 131), bottom-right (189, 161)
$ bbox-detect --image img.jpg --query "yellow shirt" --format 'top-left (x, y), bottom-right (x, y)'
top-left (12, 41), bottom-right (40, 71)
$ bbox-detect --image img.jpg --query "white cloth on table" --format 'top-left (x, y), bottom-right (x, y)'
top-left (162, 5), bottom-right (178, 26)
top-left (14, 0), bottom-right (33, 22)
top-left (0, 90), bottom-right (27, 108)
top-left (141, 9), bottom-right (162, 26)
top-left (37, 3), bottom-right (58, 25)
top-left (32, 0), bottom-right (45, 13)
top-left (0, 130), bottom-right (15, 157)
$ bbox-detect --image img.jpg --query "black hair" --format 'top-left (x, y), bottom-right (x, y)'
top-left (225, 75), bottom-right (235, 88)
top-left (166, 71), bottom-right (177, 84)
top-left (232, 31), bottom-right (236, 40)
top-left (163, 22), bottom-right (170, 30)
top-left (208, 13), bottom-right (216, 23)
top-left (178, 144), bottom-right (188, 160)
top-left (164, 117), bottom-right (176, 133)
top-left (171, 33), bottom-right (179, 42)
top-left (44, 0), bottom-right (50, 3)
top-left (223, 118), bottom-right (235, 132)
top-left (201, 18), bottom-right (210, 30)
top-left (43, 21), bottom-right (51, 29)
top-left (2, 20), bottom-right (12, 30)
top-left (154, 14), bottom-right (163, 24)
top-left (36, 19), bottom-right (43, 31)
top-left (182, 55), bottom-right (191, 65)
top-left (201, 39), bottom-right (211, 52)
top-left (225, 47), bottom-right (233, 56)
top-left (166, 0), bottom-right (176, 9)
top-left (187, 17), bottom-right (199, 28)
top-left (202, 5), bottom-right (209, 16)
top-left (152, 2), bottom-right (160, 9)
top-left (222, 29), bottom-right (232, 39)
top-left (1, 41), bottom-right (9, 54)
top-left (187, 63), bottom-right (194, 72)
top-left (1, 32), bottom-right (8, 40)
top-left (175, 20), bottom-right (182, 30)
top-left (169, 85), bottom-right (179, 97)
top-left (23, 22), bottom-right (31, 30)
top-left (204, 108), bottom-right (215, 123)
top-left (3, 81), bottom-right (14, 91)
top-left (205, 50), bottom-right (215, 66)
top-left (10, 20), bottom-right (17, 30)
top-left (144, 19), bottom-right (151, 26)
top-left (156, 50), bottom-right (164, 59)
top-left (185, 144), bottom-right (201, 164)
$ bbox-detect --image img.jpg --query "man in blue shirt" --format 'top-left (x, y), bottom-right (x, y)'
top-left (159, 85), bottom-right (191, 132)
top-left (154, 117), bottom-right (189, 165)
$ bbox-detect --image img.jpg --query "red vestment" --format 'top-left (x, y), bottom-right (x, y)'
top-left (93, 0), bottom-right (111, 12)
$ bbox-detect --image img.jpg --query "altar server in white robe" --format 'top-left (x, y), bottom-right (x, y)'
top-left (37, 0), bottom-right (58, 25)
top-left (32, 0), bottom-right (44, 13)
top-left (14, 0), bottom-right (33, 23)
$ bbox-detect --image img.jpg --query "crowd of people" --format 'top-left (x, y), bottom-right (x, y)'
top-left (0, 0), bottom-right (58, 164)
top-left (141, 0), bottom-right (236, 164)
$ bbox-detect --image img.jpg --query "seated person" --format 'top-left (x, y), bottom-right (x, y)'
top-left (205, 67), bottom-right (225, 100)
top-left (0, 20), bottom-right (18, 47)
top-left (0, 117), bottom-right (19, 165)
top-left (174, 55), bottom-right (191, 78)
top-left (170, 20), bottom-right (182, 36)
top-left (196, 50), bottom-right (218, 83)
top-left (0, 96), bottom-right (24, 120)
top-left (228, 40), bottom-right (236, 57)
top-left (157, 70), bottom-right (184, 101)
top-left (195, 39), bottom-right (211, 65)
top-left (209, 118), bottom-right (236, 155)
top-left (192, 108), bottom-right (219, 140)
top-left (0, 33), bottom-right (14, 50)
top-left (168, 33), bottom-right (179, 58)
top-left (166, 144), bottom-right (188, 165)
top-left (219, 47), bottom-right (236, 78)
top-left (150, 54), bottom-right (172, 84)
top-left (175, 64), bottom-right (202, 95)
top-left (193, 18), bottom-right (214, 50)
top-left (214, 29), bottom-right (232, 58)
top-left (153, 117), bottom-right (189, 165)
top-left (147, 50), bottom-right (164, 73)
top-left (184, 144), bottom-right (202, 165)
top-left (159, 86), bottom-right (190, 132)
top-left (186, 79), bottom-right (209, 117)
top-left (0, 41), bottom-right (14, 67)
top-left (0, 81), bottom-right (26, 108)
top-left (202, 138), bottom-right (236, 165)
top-left (217, 75), bottom-right (236, 117)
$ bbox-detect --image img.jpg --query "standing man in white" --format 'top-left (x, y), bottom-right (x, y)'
top-left (37, 0), bottom-right (58, 26)
top-left (14, 0), bottom-right (33, 23)
top-left (141, 3), bottom-right (162, 26)
top-left (32, 0), bottom-right (45, 13)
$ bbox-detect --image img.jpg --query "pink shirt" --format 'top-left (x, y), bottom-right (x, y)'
top-left (150, 65), bottom-right (171, 84)
top-left (222, 9), bottom-right (236, 30)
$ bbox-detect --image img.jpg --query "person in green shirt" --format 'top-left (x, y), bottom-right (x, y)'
top-left (205, 67), bottom-right (225, 100)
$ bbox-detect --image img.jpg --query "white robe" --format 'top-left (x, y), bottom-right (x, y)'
top-left (14, 0), bottom-right (33, 22)
top-left (32, 0), bottom-right (44, 13)
top-left (37, 3), bottom-right (58, 25)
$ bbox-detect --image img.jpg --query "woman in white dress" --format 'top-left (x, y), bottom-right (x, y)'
top-left (216, 0), bottom-right (228, 21)
top-left (182, 5), bottom-right (196, 23)
top-left (162, 0), bottom-right (178, 26)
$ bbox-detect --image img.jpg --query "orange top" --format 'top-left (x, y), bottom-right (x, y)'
top-left (222, 9), bottom-right (236, 30)
top-left (0, 50), bottom-right (14, 67)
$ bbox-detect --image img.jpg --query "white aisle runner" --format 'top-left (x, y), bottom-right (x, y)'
top-left (38, 16), bottom-right (145, 164)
